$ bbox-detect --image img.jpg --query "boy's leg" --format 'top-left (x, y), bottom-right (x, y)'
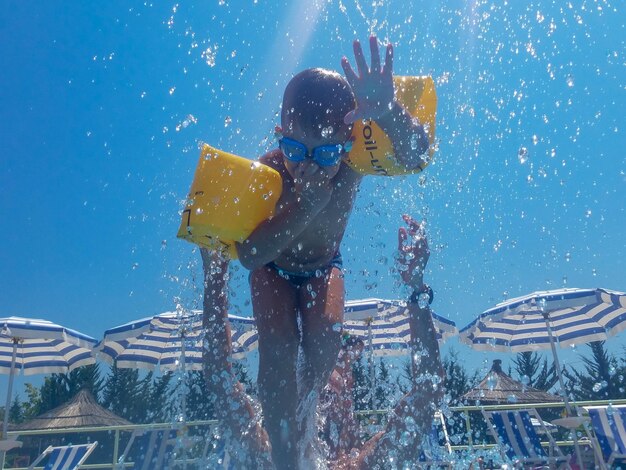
top-left (299, 267), bottom-right (344, 441)
top-left (299, 266), bottom-right (344, 398)
top-left (251, 266), bottom-right (300, 470)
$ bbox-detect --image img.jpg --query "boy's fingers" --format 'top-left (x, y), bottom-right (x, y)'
top-left (341, 57), bottom-right (358, 86)
top-left (382, 43), bottom-right (393, 75)
top-left (353, 39), bottom-right (368, 77)
top-left (369, 36), bottom-right (381, 72)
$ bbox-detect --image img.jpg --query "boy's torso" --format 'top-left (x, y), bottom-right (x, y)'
top-left (261, 150), bottom-right (362, 273)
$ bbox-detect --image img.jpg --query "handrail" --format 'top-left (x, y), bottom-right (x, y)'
top-left (3, 399), bottom-right (624, 468)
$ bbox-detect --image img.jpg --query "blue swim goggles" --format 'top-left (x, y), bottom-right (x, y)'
top-left (275, 128), bottom-right (353, 167)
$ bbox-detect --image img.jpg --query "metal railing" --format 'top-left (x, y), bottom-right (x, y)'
top-left (4, 399), bottom-right (625, 469)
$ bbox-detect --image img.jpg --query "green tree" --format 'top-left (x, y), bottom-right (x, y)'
top-left (513, 351), bottom-right (558, 392)
top-left (102, 363), bottom-right (147, 423)
top-left (374, 358), bottom-right (396, 410)
top-left (564, 341), bottom-right (622, 400)
top-left (351, 356), bottom-right (370, 411)
top-left (147, 372), bottom-right (173, 423)
top-left (184, 371), bottom-right (215, 421)
top-left (21, 383), bottom-right (42, 420)
top-left (442, 349), bottom-right (480, 404)
top-left (37, 364), bottom-right (103, 415)
top-left (233, 361), bottom-right (256, 397)
top-left (9, 396), bottom-right (23, 424)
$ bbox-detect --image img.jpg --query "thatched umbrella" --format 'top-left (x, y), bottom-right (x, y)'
top-left (462, 359), bottom-right (562, 405)
top-left (11, 390), bottom-right (131, 431)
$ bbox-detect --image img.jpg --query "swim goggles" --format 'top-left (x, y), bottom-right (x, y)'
top-left (275, 127), bottom-right (352, 167)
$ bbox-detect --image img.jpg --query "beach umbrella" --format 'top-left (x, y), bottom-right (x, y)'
top-left (459, 287), bottom-right (625, 469)
top-left (343, 298), bottom-right (457, 356)
top-left (97, 309), bottom-right (258, 425)
top-left (458, 288), bottom-right (626, 399)
top-left (343, 298), bottom-right (457, 409)
top-left (0, 316), bottom-right (96, 462)
top-left (96, 309), bottom-right (258, 372)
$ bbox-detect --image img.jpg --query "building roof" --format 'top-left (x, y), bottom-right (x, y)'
top-left (11, 389), bottom-right (132, 430)
top-left (461, 359), bottom-right (562, 405)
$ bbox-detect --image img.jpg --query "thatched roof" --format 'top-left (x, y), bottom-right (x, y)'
top-left (462, 359), bottom-right (562, 405)
top-left (11, 390), bottom-right (132, 430)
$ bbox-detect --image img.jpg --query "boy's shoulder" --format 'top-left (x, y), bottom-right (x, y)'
top-left (259, 149), bottom-right (283, 169)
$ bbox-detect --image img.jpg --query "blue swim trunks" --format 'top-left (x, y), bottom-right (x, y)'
top-left (266, 252), bottom-right (343, 288)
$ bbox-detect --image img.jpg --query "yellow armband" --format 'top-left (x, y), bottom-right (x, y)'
top-left (176, 144), bottom-right (283, 258)
top-left (344, 75), bottom-right (437, 176)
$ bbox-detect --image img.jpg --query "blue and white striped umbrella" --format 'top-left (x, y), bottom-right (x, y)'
top-left (97, 310), bottom-right (258, 371)
top-left (0, 317), bottom-right (96, 375)
top-left (343, 298), bottom-right (457, 357)
top-left (0, 317), bottom-right (97, 441)
top-left (459, 287), bottom-right (626, 352)
top-left (459, 287), bottom-right (625, 466)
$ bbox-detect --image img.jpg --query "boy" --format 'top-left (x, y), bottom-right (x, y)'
top-left (208, 36), bottom-right (429, 468)
top-left (201, 215), bottom-right (443, 469)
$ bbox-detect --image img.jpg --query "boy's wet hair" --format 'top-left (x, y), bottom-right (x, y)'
top-left (281, 68), bottom-right (355, 138)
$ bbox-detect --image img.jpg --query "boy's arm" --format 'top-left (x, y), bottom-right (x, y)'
top-left (396, 214), bottom-right (444, 386)
top-left (342, 36), bottom-right (429, 170)
top-left (201, 248), bottom-right (232, 386)
top-left (236, 156), bottom-right (332, 270)
top-left (354, 216), bottom-right (443, 469)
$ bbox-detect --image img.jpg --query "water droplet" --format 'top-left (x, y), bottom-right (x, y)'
top-left (332, 323), bottom-right (342, 332)
top-left (564, 252), bottom-right (571, 262)
top-left (250, 247), bottom-right (257, 255)
top-left (321, 126), bottom-right (333, 138)
top-left (592, 382), bottom-right (602, 392)
top-left (487, 373), bottom-right (497, 391)
top-left (566, 75), bottom-right (574, 87)
top-left (410, 133), bottom-right (420, 150)
top-left (224, 116), bottom-right (232, 127)
top-left (538, 298), bottom-right (547, 312)
top-left (518, 146), bottom-right (528, 164)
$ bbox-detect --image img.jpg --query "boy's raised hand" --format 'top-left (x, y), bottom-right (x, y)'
top-left (397, 214), bottom-right (430, 290)
top-left (341, 36), bottom-right (395, 124)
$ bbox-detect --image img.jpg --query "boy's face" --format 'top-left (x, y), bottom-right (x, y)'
top-left (281, 120), bottom-right (352, 181)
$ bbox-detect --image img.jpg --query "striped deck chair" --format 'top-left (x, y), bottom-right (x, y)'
top-left (418, 411), bottom-right (454, 468)
top-left (483, 409), bottom-right (570, 469)
top-left (116, 428), bottom-right (178, 470)
top-left (28, 442), bottom-right (97, 470)
top-left (586, 405), bottom-right (626, 467)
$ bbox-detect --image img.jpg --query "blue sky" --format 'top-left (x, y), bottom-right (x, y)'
top-left (1, 1), bottom-right (624, 395)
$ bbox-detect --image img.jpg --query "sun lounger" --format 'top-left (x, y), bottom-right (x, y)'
top-left (586, 404), bottom-right (626, 467)
top-left (27, 441), bottom-right (97, 470)
top-left (483, 409), bottom-right (570, 468)
top-left (417, 411), bottom-right (454, 468)
top-left (116, 428), bottom-right (178, 470)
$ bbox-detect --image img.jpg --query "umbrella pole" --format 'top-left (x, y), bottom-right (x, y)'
top-left (180, 335), bottom-right (188, 470)
top-left (543, 314), bottom-right (586, 468)
top-left (367, 321), bottom-right (375, 412)
top-left (1, 340), bottom-right (18, 469)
